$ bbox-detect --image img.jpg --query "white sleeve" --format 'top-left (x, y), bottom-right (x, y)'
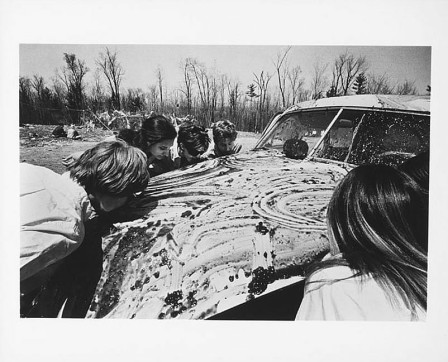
top-left (20, 229), bottom-right (82, 281)
top-left (295, 268), bottom-right (415, 321)
top-left (20, 163), bottom-right (87, 281)
top-left (296, 279), bottom-right (368, 320)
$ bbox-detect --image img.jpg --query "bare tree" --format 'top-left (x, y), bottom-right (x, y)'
top-left (299, 89), bottom-right (312, 102)
top-left (273, 46), bottom-right (291, 108)
top-left (218, 74), bottom-right (228, 118)
top-left (20, 76), bottom-right (33, 104)
top-left (97, 48), bottom-right (123, 110)
top-left (155, 66), bottom-right (164, 111)
top-left (253, 71), bottom-right (273, 132)
top-left (88, 70), bottom-right (106, 113)
top-left (51, 76), bottom-right (66, 107)
top-left (330, 51), bottom-right (368, 96)
top-left (19, 76), bottom-right (34, 124)
top-left (287, 65), bottom-right (306, 105)
top-left (148, 85), bottom-right (159, 112)
top-left (179, 58), bottom-right (194, 114)
top-left (210, 75), bottom-right (218, 124)
top-left (396, 79), bottom-right (418, 95)
top-left (31, 75), bottom-right (45, 101)
top-left (226, 79), bottom-right (241, 125)
top-left (122, 88), bottom-right (147, 113)
top-left (311, 61), bottom-right (328, 100)
top-left (58, 53), bottom-right (89, 122)
top-left (169, 89), bottom-right (182, 116)
top-left (187, 58), bottom-right (217, 125)
top-left (188, 59), bottom-right (207, 107)
top-left (366, 72), bottom-right (395, 94)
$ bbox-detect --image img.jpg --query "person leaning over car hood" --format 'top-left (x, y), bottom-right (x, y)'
top-left (173, 121), bottom-right (211, 168)
top-left (20, 140), bottom-right (150, 296)
top-left (204, 119), bottom-right (242, 159)
top-left (63, 114), bottom-right (177, 178)
top-left (296, 164), bottom-right (427, 321)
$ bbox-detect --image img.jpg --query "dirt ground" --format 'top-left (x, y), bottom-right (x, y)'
top-left (20, 125), bottom-right (260, 174)
top-left (20, 125), bottom-right (115, 174)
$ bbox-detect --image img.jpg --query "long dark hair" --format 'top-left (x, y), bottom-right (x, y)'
top-left (399, 150), bottom-right (430, 193)
top-left (316, 164), bottom-right (428, 314)
top-left (136, 114), bottom-right (177, 155)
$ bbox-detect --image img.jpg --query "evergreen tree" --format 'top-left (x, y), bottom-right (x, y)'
top-left (326, 85), bottom-right (337, 98)
top-left (246, 83), bottom-right (259, 99)
top-left (353, 72), bottom-right (367, 94)
top-left (246, 84), bottom-right (259, 131)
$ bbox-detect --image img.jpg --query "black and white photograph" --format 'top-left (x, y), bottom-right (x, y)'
top-left (2, 0), bottom-right (448, 361)
top-left (18, 44), bottom-right (432, 321)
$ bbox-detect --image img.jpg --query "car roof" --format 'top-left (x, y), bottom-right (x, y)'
top-left (284, 94), bottom-right (430, 113)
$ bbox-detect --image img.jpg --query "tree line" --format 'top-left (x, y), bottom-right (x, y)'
top-left (19, 47), bottom-right (430, 132)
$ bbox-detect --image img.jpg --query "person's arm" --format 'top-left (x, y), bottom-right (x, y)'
top-left (202, 147), bottom-right (216, 160)
top-left (20, 163), bottom-right (88, 286)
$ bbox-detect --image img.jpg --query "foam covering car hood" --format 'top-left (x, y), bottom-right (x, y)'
top-left (87, 149), bottom-right (351, 319)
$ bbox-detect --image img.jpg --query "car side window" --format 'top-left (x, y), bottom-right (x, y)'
top-left (346, 112), bottom-right (429, 167)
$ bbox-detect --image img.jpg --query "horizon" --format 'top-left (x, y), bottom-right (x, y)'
top-left (19, 44), bottom-right (431, 96)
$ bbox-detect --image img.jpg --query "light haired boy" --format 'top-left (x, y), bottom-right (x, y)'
top-left (206, 120), bottom-right (242, 159)
top-left (20, 140), bottom-right (150, 302)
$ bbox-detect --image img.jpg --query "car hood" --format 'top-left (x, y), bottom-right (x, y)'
top-left (88, 150), bottom-right (352, 319)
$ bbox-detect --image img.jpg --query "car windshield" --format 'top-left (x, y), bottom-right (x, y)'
top-left (256, 107), bottom-right (430, 167)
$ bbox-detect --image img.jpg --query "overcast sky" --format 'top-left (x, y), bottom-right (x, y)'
top-left (20, 44), bottom-right (431, 95)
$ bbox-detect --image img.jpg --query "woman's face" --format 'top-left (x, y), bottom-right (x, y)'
top-left (148, 139), bottom-right (174, 160)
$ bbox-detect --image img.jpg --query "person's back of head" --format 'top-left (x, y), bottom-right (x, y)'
top-left (399, 150), bottom-right (429, 193)
top-left (212, 120), bottom-right (237, 142)
top-left (326, 164), bottom-right (427, 312)
top-left (178, 121), bottom-right (210, 157)
top-left (117, 128), bottom-right (139, 146)
top-left (67, 140), bottom-right (150, 198)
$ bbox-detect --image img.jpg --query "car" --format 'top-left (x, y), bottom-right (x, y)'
top-left (86, 94), bottom-right (430, 320)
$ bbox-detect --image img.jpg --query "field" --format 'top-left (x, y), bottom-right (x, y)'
top-left (19, 125), bottom-right (261, 174)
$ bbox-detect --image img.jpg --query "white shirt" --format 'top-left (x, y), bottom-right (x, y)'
top-left (20, 163), bottom-right (93, 281)
top-left (296, 265), bottom-right (425, 321)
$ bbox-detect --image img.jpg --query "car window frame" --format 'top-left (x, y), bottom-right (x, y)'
top-left (255, 105), bottom-right (430, 166)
